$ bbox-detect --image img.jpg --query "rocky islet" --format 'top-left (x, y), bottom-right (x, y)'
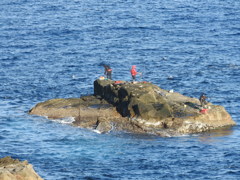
top-left (29, 79), bottom-right (236, 136)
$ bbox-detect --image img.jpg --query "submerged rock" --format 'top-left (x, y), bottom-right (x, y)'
top-left (29, 79), bottom-right (236, 136)
top-left (0, 156), bottom-right (43, 180)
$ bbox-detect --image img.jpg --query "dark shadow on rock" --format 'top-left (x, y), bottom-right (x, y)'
top-left (132, 104), bottom-right (140, 117)
top-left (152, 103), bottom-right (164, 111)
top-left (185, 101), bottom-right (200, 109)
top-left (116, 101), bottom-right (131, 117)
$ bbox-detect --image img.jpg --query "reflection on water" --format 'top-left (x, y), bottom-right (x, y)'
top-left (198, 127), bottom-right (234, 143)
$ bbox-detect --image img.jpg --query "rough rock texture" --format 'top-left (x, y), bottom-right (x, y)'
top-left (0, 156), bottom-right (43, 180)
top-left (29, 79), bottom-right (236, 136)
top-left (29, 95), bottom-right (142, 134)
top-left (93, 80), bottom-right (236, 135)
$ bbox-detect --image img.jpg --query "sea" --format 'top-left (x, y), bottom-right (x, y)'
top-left (0, 0), bottom-right (240, 179)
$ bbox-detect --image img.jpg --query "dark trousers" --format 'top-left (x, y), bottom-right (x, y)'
top-left (200, 100), bottom-right (207, 108)
top-left (107, 73), bottom-right (112, 80)
top-left (132, 75), bottom-right (136, 81)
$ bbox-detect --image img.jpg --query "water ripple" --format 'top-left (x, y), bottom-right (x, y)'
top-left (0, 0), bottom-right (240, 179)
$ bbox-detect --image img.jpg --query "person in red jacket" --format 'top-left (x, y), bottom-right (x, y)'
top-left (130, 65), bottom-right (138, 81)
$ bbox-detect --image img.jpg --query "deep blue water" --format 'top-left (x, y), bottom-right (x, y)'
top-left (1, 0), bottom-right (240, 179)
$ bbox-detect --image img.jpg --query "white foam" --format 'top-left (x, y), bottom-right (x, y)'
top-left (92, 129), bottom-right (102, 134)
top-left (72, 75), bottom-right (77, 79)
top-left (52, 117), bottom-right (75, 124)
top-left (134, 118), bottom-right (162, 126)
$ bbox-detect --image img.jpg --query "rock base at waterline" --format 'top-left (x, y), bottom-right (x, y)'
top-left (0, 156), bottom-right (43, 180)
top-left (29, 79), bottom-right (236, 136)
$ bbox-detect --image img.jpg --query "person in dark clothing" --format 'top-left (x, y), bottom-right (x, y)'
top-left (103, 65), bottom-right (112, 80)
top-left (199, 93), bottom-right (208, 108)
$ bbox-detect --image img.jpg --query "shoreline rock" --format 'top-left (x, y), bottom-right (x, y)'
top-left (0, 156), bottom-right (43, 180)
top-left (29, 79), bottom-right (236, 136)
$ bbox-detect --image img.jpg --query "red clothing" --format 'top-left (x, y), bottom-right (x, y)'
top-left (131, 68), bottom-right (137, 76)
top-left (131, 69), bottom-right (137, 76)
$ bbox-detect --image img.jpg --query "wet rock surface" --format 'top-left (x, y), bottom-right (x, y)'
top-left (0, 156), bottom-right (43, 180)
top-left (29, 79), bottom-right (236, 136)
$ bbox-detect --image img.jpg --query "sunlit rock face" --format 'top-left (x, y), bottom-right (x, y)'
top-left (0, 156), bottom-right (43, 180)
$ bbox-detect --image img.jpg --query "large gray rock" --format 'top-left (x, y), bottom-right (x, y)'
top-left (29, 79), bottom-right (236, 136)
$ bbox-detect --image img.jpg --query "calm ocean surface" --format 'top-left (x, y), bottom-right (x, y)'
top-left (1, 0), bottom-right (240, 179)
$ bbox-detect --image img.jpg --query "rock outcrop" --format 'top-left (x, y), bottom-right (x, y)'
top-left (29, 79), bottom-right (236, 136)
top-left (0, 156), bottom-right (43, 180)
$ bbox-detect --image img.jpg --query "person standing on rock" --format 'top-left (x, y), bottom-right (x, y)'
top-left (130, 65), bottom-right (139, 82)
top-left (199, 93), bottom-right (208, 109)
top-left (103, 65), bottom-right (112, 80)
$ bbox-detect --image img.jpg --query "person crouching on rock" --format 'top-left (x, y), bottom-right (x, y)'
top-left (130, 65), bottom-right (139, 82)
top-left (199, 93), bottom-right (208, 109)
top-left (103, 65), bottom-right (112, 80)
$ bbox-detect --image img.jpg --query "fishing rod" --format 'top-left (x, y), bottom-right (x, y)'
top-left (78, 94), bottom-right (81, 122)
